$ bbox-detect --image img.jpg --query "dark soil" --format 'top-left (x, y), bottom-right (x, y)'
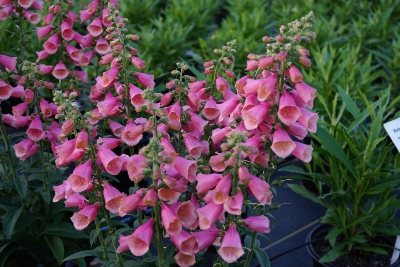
top-left (314, 237), bottom-right (394, 267)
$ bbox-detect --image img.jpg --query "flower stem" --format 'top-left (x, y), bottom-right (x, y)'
top-left (0, 108), bottom-right (17, 179)
top-left (243, 231), bottom-right (258, 267)
top-left (154, 200), bottom-right (164, 267)
top-left (39, 140), bottom-right (47, 191)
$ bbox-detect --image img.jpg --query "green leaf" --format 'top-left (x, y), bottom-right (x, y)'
top-left (14, 173), bottom-right (27, 198)
top-left (63, 250), bottom-right (102, 262)
top-left (3, 206), bottom-right (23, 238)
top-left (253, 247), bottom-right (270, 267)
top-left (319, 242), bottom-right (347, 263)
top-left (90, 229), bottom-right (101, 246)
top-left (287, 183), bottom-right (326, 206)
top-left (46, 235), bottom-right (64, 265)
top-left (0, 242), bottom-right (17, 267)
top-left (316, 126), bottom-right (357, 178)
top-left (44, 222), bottom-right (88, 239)
top-left (41, 190), bottom-right (51, 204)
top-left (336, 84), bottom-right (360, 119)
top-left (358, 245), bottom-right (387, 255)
top-left (163, 243), bottom-right (177, 265)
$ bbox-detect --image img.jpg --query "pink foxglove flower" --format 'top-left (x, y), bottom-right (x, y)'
top-left (103, 182), bottom-right (125, 214)
top-left (87, 0), bottom-right (99, 14)
top-left (0, 5), bottom-right (14, 21)
top-left (101, 66), bottom-right (120, 88)
top-left (289, 64), bottom-right (303, 83)
top-left (134, 72), bottom-right (155, 88)
top-left (39, 98), bottom-right (52, 118)
top-left (124, 218), bottom-right (155, 256)
top-left (257, 73), bottom-right (277, 101)
top-left (53, 180), bottom-right (72, 202)
top-left (118, 192), bottom-right (142, 217)
top-left (218, 223), bottom-right (244, 263)
top-left (175, 200), bottom-right (198, 230)
top-left (245, 60), bottom-right (258, 71)
top-left (247, 175), bottom-right (273, 205)
top-left (64, 193), bottom-right (88, 209)
top-left (224, 190), bottom-right (244, 215)
top-left (174, 157), bottom-right (197, 183)
top-left (65, 44), bottom-right (83, 61)
top-left (43, 33), bottom-right (60, 54)
top-left (108, 120), bottom-right (124, 137)
top-left (292, 141), bottom-right (313, 162)
top-left (38, 64), bottom-right (53, 74)
top-left (241, 215), bottom-right (271, 233)
top-left (95, 37), bottom-right (110, 55)
top-left (184, 133), bottom-right (203, 159)
top-left (170, 230), bottom-right (198, 255)
top-left (79, 9), bottom-right (94, 23)
top-left (121, 120), bottom-right (143, 146)
top-left (242, 102), bottom-right (270, 130)
top-left (195, 224), bottom-right (220, 251)
top-left (26, 115), bottom-right (44, 141)
top-left (97, 145), bottom-right (123, 175)
top-left (55, 139), bottom-right (76, 166)
top-left (216, 76), bottom-right (229, 92)
top-left (11, 85), bottom-right (24, 98)
top-left (0, 80), bottom-right (13, 100)
top-left (297, 107), bottom-right (318, 133)
top-left (197, 201), bottom-right (224, 230)
top-left (278, 90), bottom-right (301, 126)
top-left (158, 188), bottom-right (180, 205)
top-left (143, 188), bottom-right (157, 206)
top-left (196, 173), bottom-right (222, 194)
top-left (67, 159), bottom-right (93, 193)
top-left (36, 50), bottom-right (49, 62)
top-left (161, 202), bottom-right (182, 236)
top-left (24, 11), bottom-right (40, 24)
top-left (213, 173), bottom-right (232, 205)
top-left (52, 61), bottom-right (68, 80)
top-left (97, 93), bottom-right (121, 116)
top-left (87, 16), bottom-right (103, 37)
top-left (271, 124), bottom-right (295, 158)
top-left (202, 96), bottom-right (220, 120)
top-left (299, 55), bottom-right (311, 67)
top-left (174, 251), bottom-right (195, 267)
top-left (259, 56), bottom-right (274, 68)
top-left (18, 0), bottom-right (33, 9)
top-left (71, 202), bottom-right (99, 230)
top-left (0, 54), bottom-right (17, 73)
top-left (209, 153), bottom-right (227, 172)
top-left (217, 97), bottom-right (240, 122)
top-left (131, 57), bottom-right (146, 69)
top-left (14, 138), bottom-right (34, 159)
top-left (294, 82), bottom-right (316, 108)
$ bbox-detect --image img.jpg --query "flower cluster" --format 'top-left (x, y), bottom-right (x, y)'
top-left (0, 1), bottom-right (317, 266)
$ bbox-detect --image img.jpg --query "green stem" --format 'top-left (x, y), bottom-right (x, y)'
top-left (0, 156), bottom-right (10, 181)
top-left (88, 194), bottom-right (109, 261)
top-left (155, 200), bottom-right (164, 267)
top-left (0, 108), bottom-right (17, 179)
top-left (39, 141), bottom-right (47, 191)
top-left (243, 231), bottom-right (258, 267)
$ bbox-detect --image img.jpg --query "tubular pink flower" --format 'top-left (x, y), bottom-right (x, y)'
top-left (245, 60), bottom-right (258, 71)
top-left (39, 98), bottom-right (52, 118)
top-left (224, 190), bottom-right (244, 215)
top-left (298, 107), bottom-right (318, 133)
top-left (26, 115), bottom-right (44, 141)
top-left (24, 10), bottom-right (40, 24)
top-left (18, 0), bottom-right (33, 9)
top-left (87, 0), bottom-right (99, 14)
top-left (171, 230), bottom-right (198, 255)
top-left (52, 180), bottom-right (71, 202)
top-left (99, 53), bottom-right (114, 65)
top-left (43, 33), bottom-right (59, 54)
top-left (61, 118), bottom-right (74, 134)
top-left (14, 138), bottom-right (34, 159)
top-left (142, 188), bottom-right (157, 206)
top-left (118, 192), bottom-right (142, 216)
top-left (243, 78), bottom-right (263, 96)
top-left (174, 251), bottom-right (195, 267)
top-left (97, 93), bottom-right (121, 116)
top-left (174, 157), bottom-right (197, 183)
top-left (202, 96), bottom-right (220, 120)
top-left (0, 54), bottom-right (17, 73)
top-left (64, 193), bottom-right (88, 209)
top-left (102, 6), bottom-right (112, 27)
top-left (52, 61), bottom-right (68, 80)
top-left (0, 80), bottom-right (13, 100)
top-left (10, 85), bottom-right (24, 98)
top-left (101, 66), bottom-right (120, 88)
top-left (38, 64), bottom-right (53, 74)
top-left (213, 173), bottom-right (232, 205)
top-left (278, 90), bottom-right (301, 126)
top-left (294, 82), bottom-right (316, 108)
top-left (218, 223), bottom-right (244, 263)
top-left (80, 50), bottom-right (95, 66)
top-left (55, 139), bottom-right (76, 165)
top-left (188, 111), bottom-right (208, 134)
top-left (289, 65), bottom-right (303, 83)
top-left (259, 56), bottom-right (274, 68)
top-left (67, 159), bottom-right (92, 193)
top-left (108, 120), bottom-right (124, 137)
top-left (97, 145), bottom-right (123, 175)
top-left (241, 215), bottom-right (271, 233)
top-left (217, 97), bottom-right (240, 122)
top-left (125, 218), bottom-right (154, 256)
top-left (247, 175), bottom-right (273, 205)
top-left (121, 121), bottom-right (143, 146)
top-left (257, 73), bottom-right (277, 101)
top-left (67, 10), bottom-right (78, 22)
top-left (209, 153), bottom-right (227, 172)
top-left (235, 75), bottom-right (249, 94)
top-left (188, 80), bottom-right (206, 93)
top-left (197, 201), bottom-right (224, 230)
top-left (79, 9), bottom-right (94, 23)
top-left (275, 51), bottom-right (287, 62)
top-left (292, 141), bottom-right (313, 162)
top-left (196, 173), bottom-right (222, 194)
top-left (160, 92), bottom-right (173, 107)
top-left (36, 50), bottom-right (49, 62)
top-left (0, 5), bottom-right (14, 21)
top-left (71, 202), bottom-right (99, 231)
top-left (288, 122), bottom-right (308, 140)
top-left (216, 76), bottom-right (229, 92)
top-left (134, 72), bottom-right (155, 88)
top-left (129, 83), bottom-right (147, 109)
top-left (299, 56), bottom-right (311, 67)
top-left (175, 200), bottom-right (198, 230)
top-left (131, 57), bottom-right (146, 69)
top-left (87, 16), bottom-right (103, 37)
top-left (167, 101), bottom-right (181, 122)
top-left (158, 188), bottom-right (180, 205)
top-left (195, 225), bottom-right (219, 251)
top-left (242, 102), bottom-right (270, 130)
top-left (103, 182), bottom-right (125, 214)
top-left (271, 124), bottom-right (295, 158)
top-left (184, 133), bottom-right (203, 159)
top-left (97, 137), bottom-right (122, 149)
top-left (65, 44), bottom-right (82, 61)
top-left (95, 37), bottom-right (110, 55)
top-left (43, 12), bottom-right (54, 24)
top-left (161, 202), bottom-right (182, 236)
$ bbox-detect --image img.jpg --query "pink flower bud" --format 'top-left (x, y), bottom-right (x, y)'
top-left (299, 55), bottom-right (311, 67)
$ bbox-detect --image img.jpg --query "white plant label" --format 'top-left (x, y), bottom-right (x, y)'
top-left (391, 235), bottom-right (400, 264)
top-left (384, 117), bottom-right (400, 152)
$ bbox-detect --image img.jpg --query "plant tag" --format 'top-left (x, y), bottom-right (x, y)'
top-left (384, 118), bottom-right (400, 152)
top-left (391, 235), bottom-right (400, 264)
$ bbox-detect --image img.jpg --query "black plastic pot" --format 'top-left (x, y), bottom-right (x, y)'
top-left (306, 224), bottom-right (400, 267)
